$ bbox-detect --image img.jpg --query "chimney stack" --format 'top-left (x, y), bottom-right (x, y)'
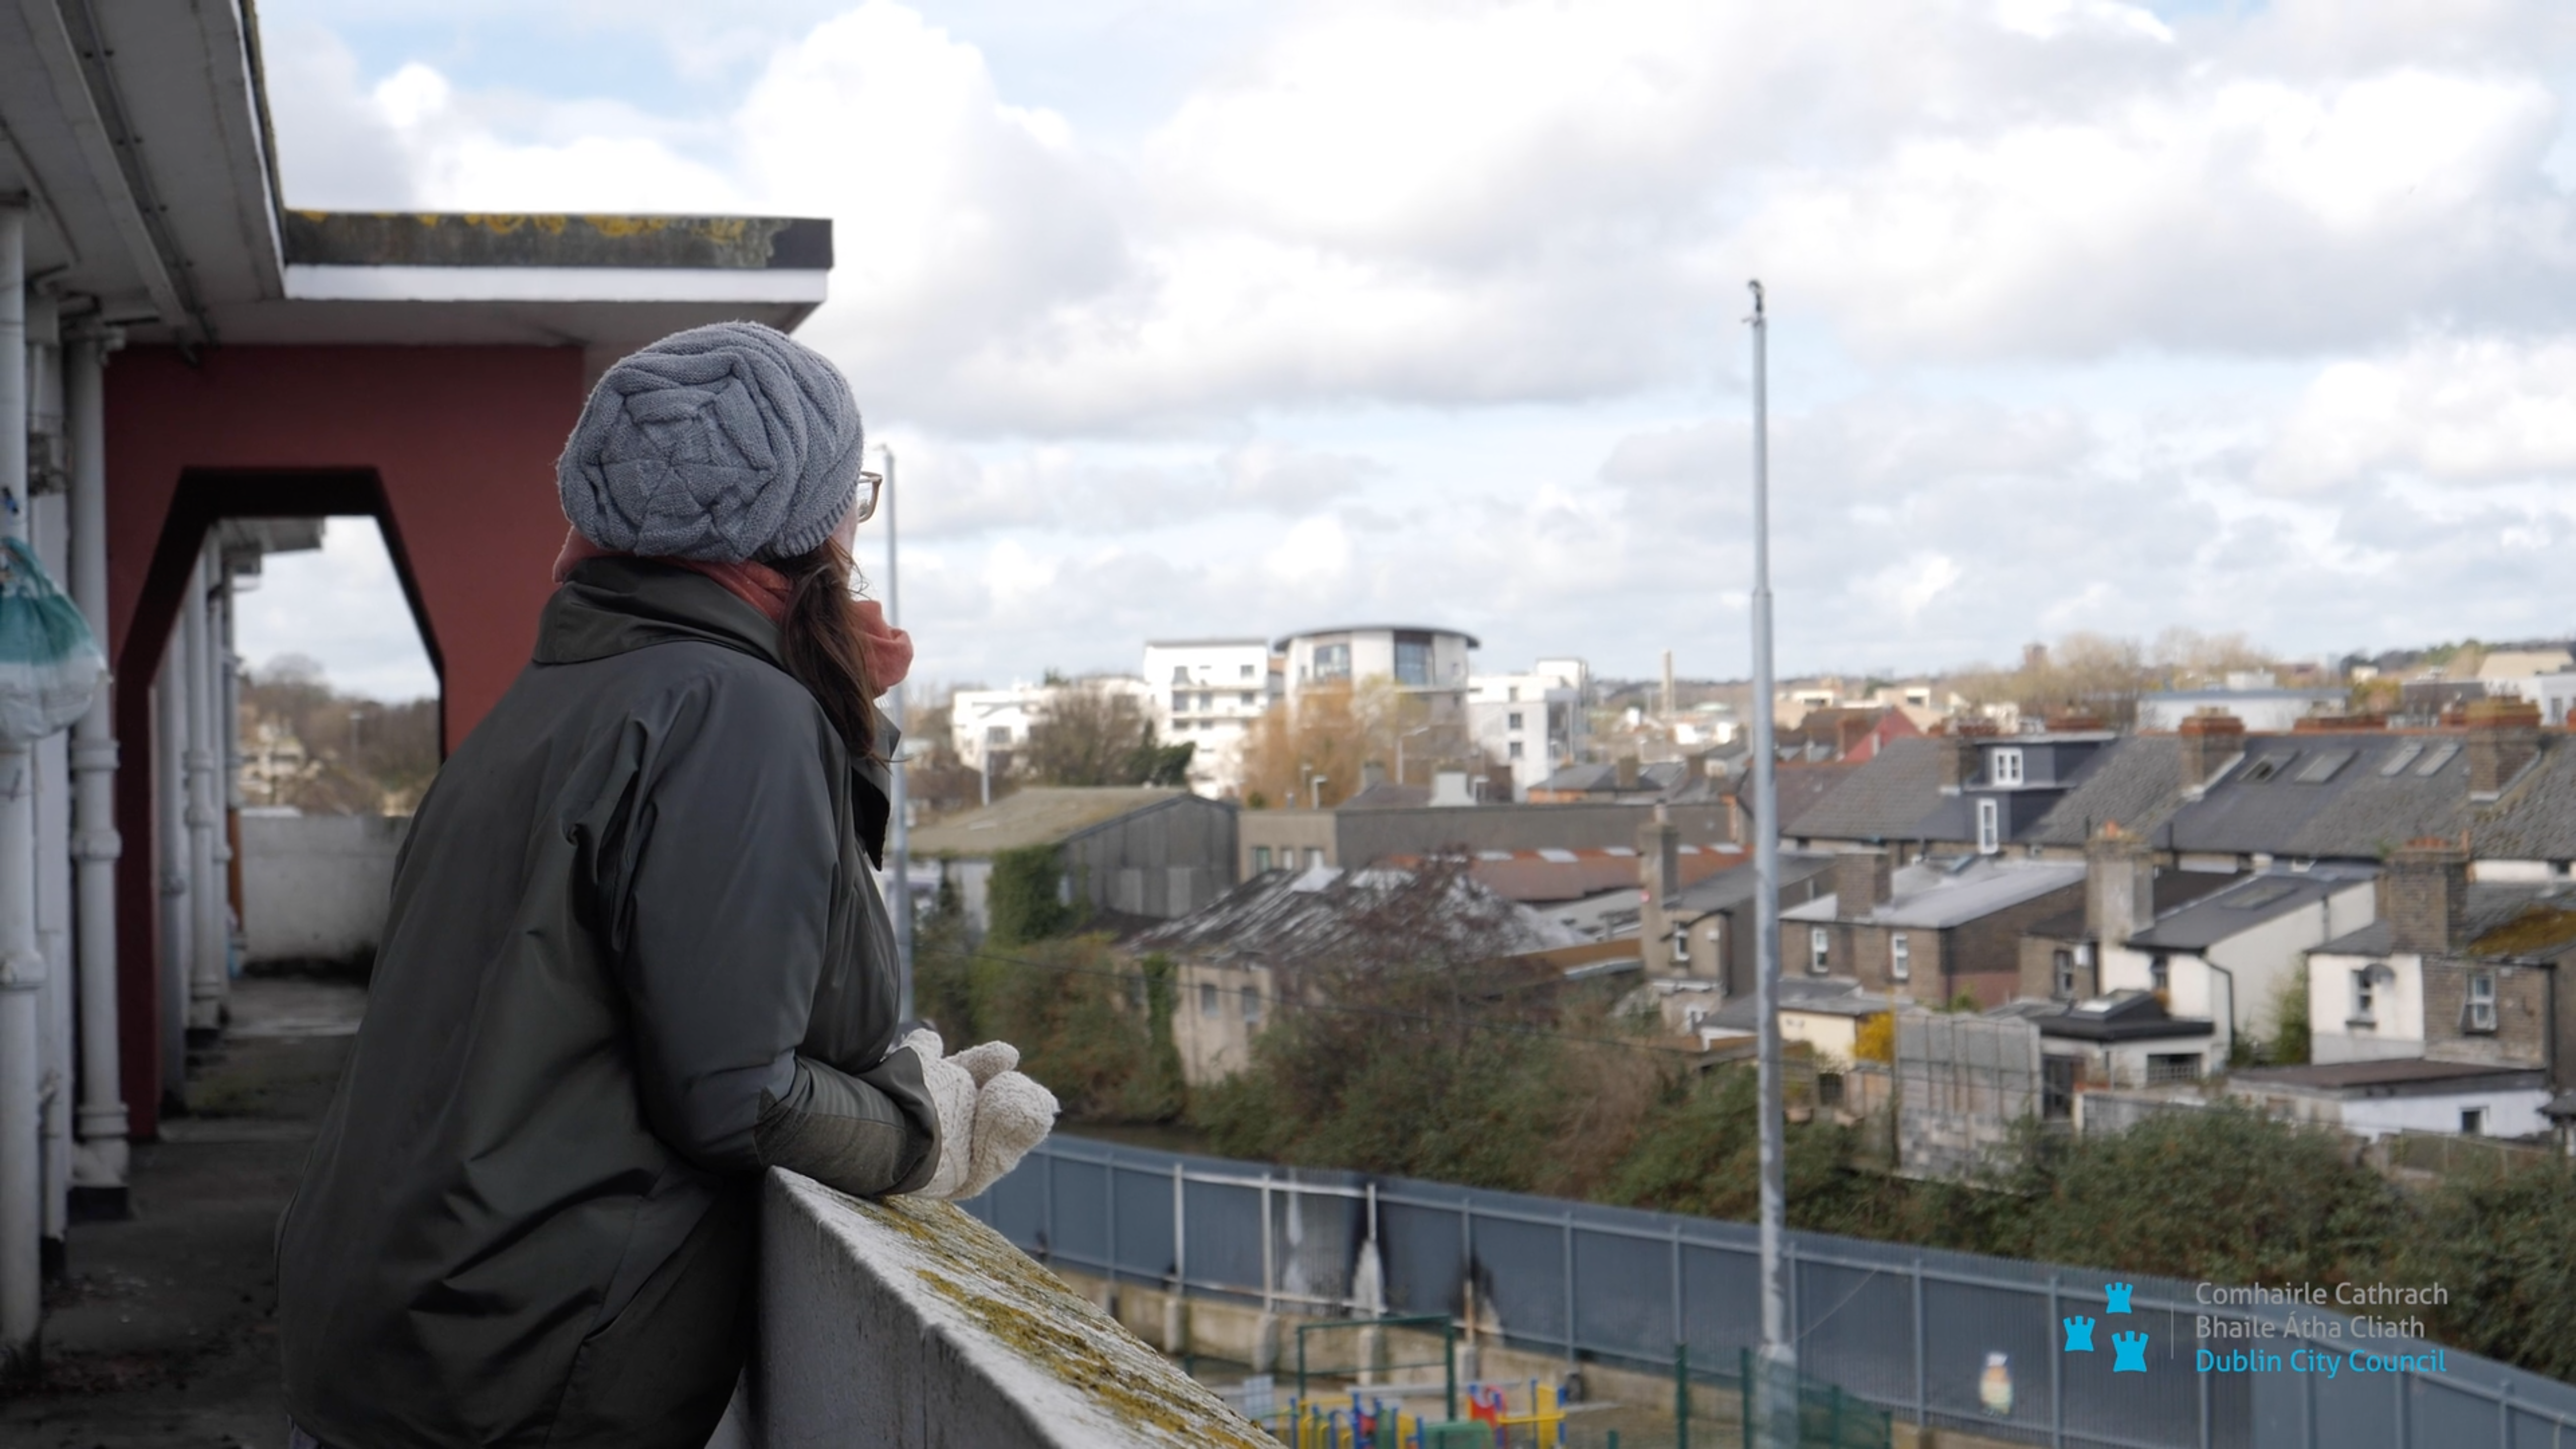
top-left (2176, 709), bottom-right (2246, 791)
top-left (1662, 649), bottom-right (1677, 721)
top-left (2084, 822), bottom-right (2155, 952)
top-left (2383, 837), bottom-right (2470, 956)
top-left (1361, 759), bottom-right (1387, 791)
top-left (1935, 717), bottom-right (1996, 793)
top-left (1641, 804), bottom-right (1682, 908)
top-left (2464, 697), bottom-right (2542, 798)
top-left (1831, 848), bottom-right (1894, 917)
top-left (1616, 755), bottom-right (1641, 791)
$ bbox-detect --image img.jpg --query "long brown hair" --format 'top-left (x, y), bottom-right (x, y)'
top-left (773, 540), bottom-right (877, 759)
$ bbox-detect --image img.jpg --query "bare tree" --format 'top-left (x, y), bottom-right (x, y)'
top-left (1018, 681), bottom-right (1193, 787)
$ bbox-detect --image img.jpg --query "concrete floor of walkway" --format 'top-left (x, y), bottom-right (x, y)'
top-left (0, 972), bottom-right (362, 1449)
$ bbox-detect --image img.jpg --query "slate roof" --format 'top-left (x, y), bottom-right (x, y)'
top-left (1781, 736), bottom-right (1949, 841)
top-left (1708, 977), bottom-right (1896, 1031)
top-left (2026, 737), bottom-right (2186, 847)
top-left (1774, 762), bottom-right (1866, 834)
top-left (910, 787), bottom-right (1196, 857)
top-left (1783, 857), bottom-right (2085, 930)
top-left (1532, 761), bottom-right (1694, 795)
top-left (2126, 868), bottom-right (2376, 952)
top-left (2472, 737), bottom-right (2576, 860)
top-left (2312, 882), bottom-right (2576, 958)
top-left (2026, 869), bottom-right (2236, 943)
top-left (2164, 733), bottom-right (2471, 860)
top-left (1341, 782), bottom-right (1433, 810)
top-left (1668, 852), bottom-right (1835, 916)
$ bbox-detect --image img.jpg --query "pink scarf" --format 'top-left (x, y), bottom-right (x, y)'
top-left (552, 528), bottom-right (913, 691)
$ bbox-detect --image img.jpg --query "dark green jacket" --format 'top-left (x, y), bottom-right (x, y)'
top-left (278, 559), bottom-right (938, 1449)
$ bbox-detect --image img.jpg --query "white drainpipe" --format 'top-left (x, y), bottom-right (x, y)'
top-left (29, 353), bottom-right (72, 1266)
top-left (65, 328), bottom-right (124, 1201)
top-left (0, 198), bottom-right (45, 1371)
top-left (184, 553), bottom-right (223, 1035)
top-left (157, 634), bottom-right (192, 1095)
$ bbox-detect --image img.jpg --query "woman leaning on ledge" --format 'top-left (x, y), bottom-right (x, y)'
top-left (274, 323), bottom-right (1055, 1449)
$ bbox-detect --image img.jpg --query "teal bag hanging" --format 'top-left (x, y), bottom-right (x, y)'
top-left (0, 536), bottom-right (104, 743)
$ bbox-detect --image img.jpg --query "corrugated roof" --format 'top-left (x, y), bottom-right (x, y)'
top-left (1782, 857), bottom-right (2085, 930)
top-left (1131, 865), bottom-right (1577, 962)
top-left (909, 787), bottom-right (1193, 857)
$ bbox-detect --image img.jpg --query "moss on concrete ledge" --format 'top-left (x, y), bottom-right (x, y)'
top-left (802, 1182), bottom-right (1270, 1449)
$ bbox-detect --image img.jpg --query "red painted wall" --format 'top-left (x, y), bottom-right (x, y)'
top-left (105, 345), bottom-right (585, 1134)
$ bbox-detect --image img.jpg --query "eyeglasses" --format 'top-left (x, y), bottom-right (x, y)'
top-left (848, 470), bottom-right (884, 525)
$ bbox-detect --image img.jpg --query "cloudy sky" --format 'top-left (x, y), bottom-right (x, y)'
top-left (242, 0), bottom-right (2576, 702)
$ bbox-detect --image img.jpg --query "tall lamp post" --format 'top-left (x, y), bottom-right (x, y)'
top-left (1746, 281), bottom-right (1793, 1441)
top-left (880, 444), bottom-right (913, 1021)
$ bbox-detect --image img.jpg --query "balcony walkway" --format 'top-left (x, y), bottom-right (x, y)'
top-left (0, 971), bottom-right (362, 1447)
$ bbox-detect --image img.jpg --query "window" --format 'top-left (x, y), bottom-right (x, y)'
top-left (1312, 641), bottom-right (1352, 681)
top-left (1253, 846), bottom-right (1274, 873)
top-left (1304, 847), bottom-right (1325, 870)
top-left (1976, 798), bottom-right (2001, 854)
top-left (1508, 742), bottom-right (1524, 760)
top-left (2052, 949), bottom-right (2075, 999)
top-left (1172, 666), bottom-right (1190, 683)
top-left (1171, 690), bottom-right (1189, 712)
top-left (1243, 988), bottom-right (1262, 1024)
top-left (2147, 1053), bottom-right (2204, 1085)
top-left (1199, 692), bottom-right (1215, 711)
top-left (986, 726), bottom-right (1011, 745)
top-left (2461, 1107), bottom-right (2486, 1136)
top-left (2466, 972), bottom-right (2498, 1033)
top-left (1241, 693), bottom-right (1258, 707)
top-left (2352, 967), bottom-right (2378, 1025)
top-left (2043, 1057), bottom-right (2077, 1120)
top-left (1809, 927), bottom-right (1831, 975)
top-left (1891, 933), bottom-right (1911, 982)
top-left (1239, 664), bottom-right (1255, 680)
top-left (2150, 956), bottom-right (2170, 995)
top-left (1817, 1073), bottom-right (1845, 1109)
top-left (1394, 638), bottom-right (1433, 687)
top-left (1199, 983), bottom-right (1219, 1016)
top-left (1673, 924), bottom-right (1691, 963)
top-left (1990, 748), bottom-right (2025, 786)
top-left (1507, 711), bottom-right (1523, 731)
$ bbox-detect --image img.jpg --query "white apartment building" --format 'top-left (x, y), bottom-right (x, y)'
top-left (1276, 624), bottom-right (1477, 705)
top-left (947, 676), bottom-right (1157, 774)
top-left (1143, 638), bottom-right (1279, 797)
top-left (1469, 658), bottom-right (1589, 799)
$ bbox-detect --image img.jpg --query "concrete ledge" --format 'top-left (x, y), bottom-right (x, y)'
top-left (746, 1171), bottom-right (1270, 1448)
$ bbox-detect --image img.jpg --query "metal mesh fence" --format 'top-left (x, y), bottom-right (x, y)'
top-left (962, 1136), bottom-right (2576, 1449)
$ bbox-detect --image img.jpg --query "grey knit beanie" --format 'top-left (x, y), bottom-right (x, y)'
top-left (557, 321), bottom-right (864, 563)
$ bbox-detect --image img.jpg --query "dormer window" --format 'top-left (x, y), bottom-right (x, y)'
top-left (1990, 747), bottom-right (2025, 786)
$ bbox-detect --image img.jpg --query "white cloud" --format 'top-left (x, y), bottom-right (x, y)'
top-left (234, 520), bottom-right (440, 702)
top-left (2261, 335), bottom-right (2576, 493)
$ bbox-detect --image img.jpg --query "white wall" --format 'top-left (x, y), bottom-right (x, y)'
top-left (239, 812), bottom-right (407, 964)
top-left (2308, 949), bottom-right (2426, 1065)
top-left (2341, 1089), bottom-right (2554, 1141)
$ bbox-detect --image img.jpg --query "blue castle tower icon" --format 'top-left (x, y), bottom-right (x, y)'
top-left (2104, 1282), bottom-right (2135, 1314)
top-left (2112, 1331), bottom-right (2150, 1373)
top-left (2062, 1316), bottom-right (2096, 1352)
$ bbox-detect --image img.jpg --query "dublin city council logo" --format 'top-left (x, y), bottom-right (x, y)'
top-left (2064, 1283), bottom-right (2147, 1373)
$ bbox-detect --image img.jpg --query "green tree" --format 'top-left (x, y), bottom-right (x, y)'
top-left (2267, 965), bottom-right (2312, 1066)
top-left (2401, 1162), bottom-right (2576, 1381)
top-left (986, 844), bottom-right (1083, 947)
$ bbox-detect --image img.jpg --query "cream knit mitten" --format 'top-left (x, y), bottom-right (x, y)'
top-left (902, 1029), bottom-right (1059, 1201)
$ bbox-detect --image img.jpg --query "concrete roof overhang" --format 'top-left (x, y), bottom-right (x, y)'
top-left (0, 2), bottom-right (828, 355)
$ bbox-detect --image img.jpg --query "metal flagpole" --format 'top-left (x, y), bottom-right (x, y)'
top-left (881, 445), bottom-right (914, 1021)
top-left (1746, 280), bottom-right (1795, 1442)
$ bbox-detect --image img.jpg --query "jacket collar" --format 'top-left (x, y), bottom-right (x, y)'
top-left (535, 559), bottom-right (902, 807)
